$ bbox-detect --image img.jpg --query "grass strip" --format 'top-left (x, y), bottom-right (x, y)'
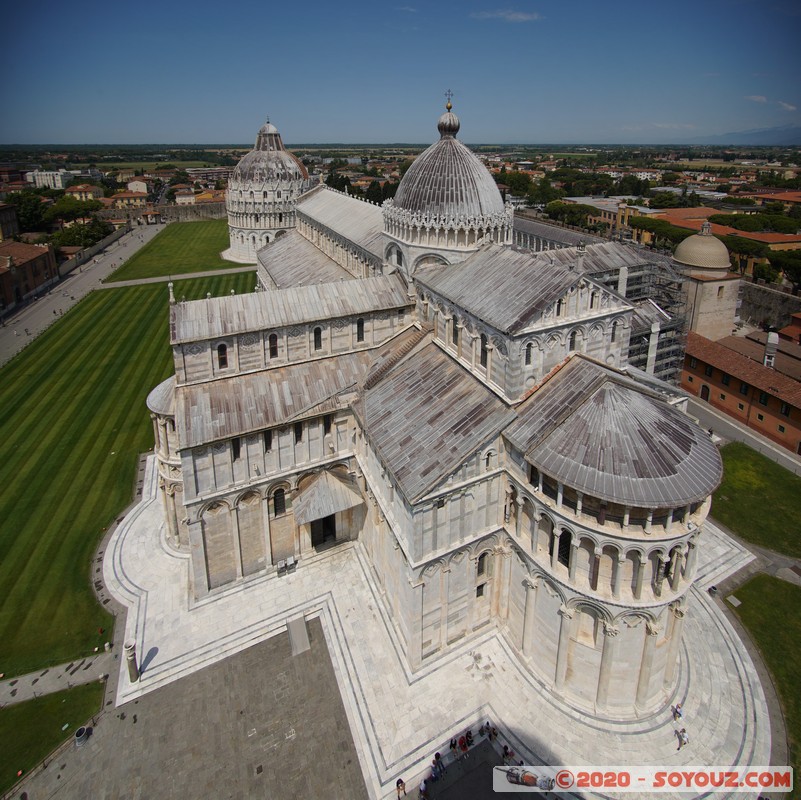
top-left (0, 682), bottom-right (105, 796)
top-left (732, 574), bottom-right (800, 783)
top-left (712, 442), bottom-right (801, 558)
top-left (105, 219), bottom-right (238, 281)
top-left (0, 273), bottom-right (254, 676)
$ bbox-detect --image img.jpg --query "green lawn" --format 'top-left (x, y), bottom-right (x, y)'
top-left (0, 272), bottom-right (255, 677)
top-left (0, 682), bottom-right (105, 796)
top-left (105, 219), bottom-right (237, 281)
top-left (733, 575), bottom-right (801, 782)
top-left (712, 442), bottom-right (801, 558)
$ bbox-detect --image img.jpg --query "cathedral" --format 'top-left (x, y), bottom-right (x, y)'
top-left (146, 102), bottom-right (723, 717)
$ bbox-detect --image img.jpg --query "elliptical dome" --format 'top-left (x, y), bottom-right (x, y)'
top-left (673, 221), bottom-right (731, 272)
top-left (231, 119), bottom-right (308, 185)
top-left (392, 103), bottom-right (505, 220)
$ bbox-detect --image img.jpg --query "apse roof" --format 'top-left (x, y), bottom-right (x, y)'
top-left (505, 356), bottom-right (723, 507)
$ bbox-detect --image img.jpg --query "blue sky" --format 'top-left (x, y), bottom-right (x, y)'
top-left (1, 0), bottom-right (799, 144)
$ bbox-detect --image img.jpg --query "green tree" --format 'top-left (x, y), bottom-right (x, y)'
top-left (364, 180), bottom-right (384, 204)
top-left (767, 250), bottom-right (801, 290)
top-left (50, 218), bottom-right (113, 248)
top-left (7, 192), bottom-right (45, 232)
top-left (44, 197), bottom-right (102, 225)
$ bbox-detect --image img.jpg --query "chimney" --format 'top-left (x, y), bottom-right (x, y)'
top-left (764, 331), bottom-right (779, 369)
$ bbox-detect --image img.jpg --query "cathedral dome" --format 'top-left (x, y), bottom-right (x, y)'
top-left (392, 103), bottom-right (504, 220)
top-left (673, 221), bottom-right (730, 272)
top-left (230, 119), bottom-right (308, 186)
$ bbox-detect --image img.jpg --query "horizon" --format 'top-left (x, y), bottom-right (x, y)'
top-left (2, 0), bottom-right (800, 146)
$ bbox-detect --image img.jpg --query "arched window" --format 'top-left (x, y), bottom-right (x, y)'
top-left (277, 190), bottom-right (282, 199)
top-left (217, 343), bottom-right (228, 369)
top-left (273, 488), bottom-right (286, 517)
top-left (525, 343), bottom-right (532, 366)
top-left (611, 321), bottom-right (618, 343)
top-left (313, 327), bottom-right (322, 351)
top-left (269, 333), bottom-right (279, 359)
top-left (477, 552), bottom-right (490, 577)
top-left (556, 299), bottom-right (564, 316)
top-left (568, 331), bottom-right (577, 351)
top-left (480, 334), bottom-right (488, 368)
top-left (590, 291), bottom-right (598, 309)
top-left (485, 451), bottom-right (494, 470)
top-left (278, 213), bottom-right (283, 224)
top-left (356, 318), bottom-right (364, 343)
top-left (557, 530), bottom-right (572, 566)
top-left (452, 319), bottom-right (459, 347)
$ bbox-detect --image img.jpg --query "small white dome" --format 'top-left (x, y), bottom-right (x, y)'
top-left (673, 221), bottom-right (731, 271)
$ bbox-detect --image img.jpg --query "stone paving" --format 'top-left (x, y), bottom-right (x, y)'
top-left (13, 620), bottom-right (369, 800)
top-left (92, 455), bottom-right (771, 800)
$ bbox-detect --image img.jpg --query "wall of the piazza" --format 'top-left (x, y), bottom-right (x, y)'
top-left (417, 290), bottom-right (631, 401)
top-left (172, 308), bottom-right (413, 385)
top-left (297, 213), bottom-right (383, 278)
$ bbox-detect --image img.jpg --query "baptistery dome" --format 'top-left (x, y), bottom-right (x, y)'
top-left (231, 122), bottom-right (309, 185)
top-left (224, 118), bottom-right (313, 263)
top-left (383, 101), bottom-right (513, 272)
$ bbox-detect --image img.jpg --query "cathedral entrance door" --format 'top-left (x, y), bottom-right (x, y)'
top-left (311, 514), bottom-right (336, 548)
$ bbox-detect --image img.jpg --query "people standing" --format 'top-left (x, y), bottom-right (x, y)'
top-left (396, 777), bottom-right (406, 797)
top-left (434, 751), bottom-right (446, 777)
top-left (677, 728), bottom-right (689, 750)
top-left (672, 702), bottom-right (683, 722)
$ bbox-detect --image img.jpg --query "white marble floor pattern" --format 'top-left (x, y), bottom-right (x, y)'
top-left (104, 457), bottom-right (771, 800)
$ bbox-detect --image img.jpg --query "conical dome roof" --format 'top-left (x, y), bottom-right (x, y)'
top-left (392, 102), bottom-right (504, 220)
top-left (673, 221), bottom-right (730, 272)
top-left (231, 118), bottom-right (308, 185)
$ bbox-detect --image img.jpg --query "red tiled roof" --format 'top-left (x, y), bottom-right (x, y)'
top-left (0, 240), bottom-right (52, 269)
top-left (661, 214), bottom-right (801, 245)
top-left (686, 331), bottom-right (801, 406)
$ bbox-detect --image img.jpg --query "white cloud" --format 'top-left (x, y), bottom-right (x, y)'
top-left (745, 95), bottom-right (768, 103)
top-left (778, 101), bottom-right (797, 111)
top-left (470, 9), bottom-right (541, 22)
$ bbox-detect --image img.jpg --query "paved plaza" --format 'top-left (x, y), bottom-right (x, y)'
top-left (79, 455), bottom-right (770, 799)
top-left (14, 620), bottom-right (369, 800)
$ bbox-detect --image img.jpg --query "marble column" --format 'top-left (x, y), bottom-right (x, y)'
top-left (568, 540), bottom-right (580, 582)
top-left (669, 549), bottom-right (683, 592)
top-left (230, 505), bottom-right (244, 579)
top-left (521, 576), bottom-right (539, 656)
top-left (634, 552), bottom-right (645, 600)
top-left (595, 623), bottom-right (620, 709)
top-left (612, 556), bottom-right (626, 599)
top-left (684, 536), bottom-right (699, 580)
top-left (663, 604), bottom-right (687, 688)
top-left (554, 605), bottom-right (574, 689)
top-left (187, 517), bottom-right (209, 599)
top-left (635, 621), bottom-right (660, 709)
top-left (439, 566), bottom-right (451, 647)
top-left (551, 530), bottom-right (562, 571)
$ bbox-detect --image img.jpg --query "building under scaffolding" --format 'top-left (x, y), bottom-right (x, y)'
top-left (513, 215), bottom-right (688, 384)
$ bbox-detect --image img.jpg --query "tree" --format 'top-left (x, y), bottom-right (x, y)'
top-left (648, 192), bottom-right (684, 209)
top-left (527, 178), bottom-right (563, 207)
top-left (767, 250), bottom-right (801, 290)
top-left (50, 218), bottom-right (113, 248)
top-left (44, 196), bottom-right (102, 225)
top-left (364, 180), bottom-right (384, 204)
top-left (7, 191), bottom-right (45, 231)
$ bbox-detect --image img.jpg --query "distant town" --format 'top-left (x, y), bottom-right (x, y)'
top-left (2, 142), bottom-right (800, 315)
